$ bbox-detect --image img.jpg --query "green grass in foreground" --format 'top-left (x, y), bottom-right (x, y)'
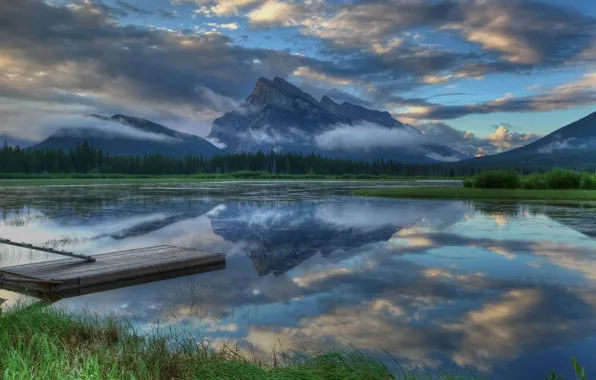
top-left (353, 187), bottom-right (596, 201)
top-left (0, 304), bottom-right (476, 380)
top-left (0, 304), bottom-right (587, 379)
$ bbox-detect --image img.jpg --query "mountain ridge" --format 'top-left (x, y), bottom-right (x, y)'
top-left (468, 110), bottom-right (596, 168)
top-left (208, 76), bottom-right (467, 163)
top-left (32, 114), bottom-right (223, 157)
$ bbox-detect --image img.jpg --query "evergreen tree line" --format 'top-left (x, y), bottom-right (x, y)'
top-left (0, 141), bottom-right (481, 177)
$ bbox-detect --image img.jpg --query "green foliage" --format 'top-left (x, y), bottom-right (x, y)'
top-left (354, 187), bottom-right (596, 201)
top-left (0, 304), bottom-right (589, 379)
top-left (580, 174), bottom-right (596, 189)
top-left (469, 169), bottom-right (596, 190)
top-left (544, 169), bottom-right (582, 189)
top-left (467, 170), bottom-right (520, 189)
top-left (521, 173), bottom-right (546, 189)
top-left (571, 357), bottom-right (586, 380)
top-left (0, 304), bottom-right (472, 380)
top-left (0, 140), bottom-right (478, 177)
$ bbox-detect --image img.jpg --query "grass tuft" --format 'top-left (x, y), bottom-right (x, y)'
top-left (0, 303), bottom-right (586, 379)
top-left (0, 303), bottom-right (467, 380)
top-left (353, 187), bottom-right (596, 201)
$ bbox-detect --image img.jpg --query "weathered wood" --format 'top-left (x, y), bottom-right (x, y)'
top-left (0, 238), bottom-right (96, 262)
top-left (0, 245), bottom-right (225, 300)
top-left (0, 277), bottom-right (62, 285)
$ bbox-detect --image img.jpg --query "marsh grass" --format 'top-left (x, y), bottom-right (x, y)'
top-left (464, 169), bottom-right (596, 190)
top-left (0, 304), bottom-right (589, 379)
top-left (0, 172), bottom-right (462, 187)
top-left (42, 234), bottom-right (88, 250)
top-left (353, 187), bottom-right (596, 201)
top-left (0, 303), bottom-right (484, 380)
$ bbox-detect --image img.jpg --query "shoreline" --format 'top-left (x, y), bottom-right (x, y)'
top-left (0, 176), bottom-right (463, 187)
top-left (0, 304), bottom-right (466, 380)
top-left (0, 304), bottom-right (586, 379)
top-left (352, 187), bottom-right (596, 202)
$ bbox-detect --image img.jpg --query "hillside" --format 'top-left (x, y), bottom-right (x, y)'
top-left (468, 110), bottom-right (596, 169)
top-left (32, 115), bottom-right (223, 157)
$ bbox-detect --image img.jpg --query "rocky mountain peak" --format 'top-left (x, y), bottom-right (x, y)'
top-left (247, 76), bottom-right (321, 110)
top-left (208, 76), bottom-right (467, 162)
top-left (320, 95), bottom-right (338, 109)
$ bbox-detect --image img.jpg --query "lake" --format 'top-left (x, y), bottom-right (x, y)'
top-left (2, 181), bottom-right (596, 379)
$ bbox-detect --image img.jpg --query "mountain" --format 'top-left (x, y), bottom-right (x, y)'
top-left (208, 77), bottom-right (467, 163)
top-left (0, 134), bottom-right (37, 148)
top-left (209, 200), bottom-right (469, 276)
top-left (468, 110), bottom-right (596, 169)
top-left (32, 114), bottom-right (223, 157)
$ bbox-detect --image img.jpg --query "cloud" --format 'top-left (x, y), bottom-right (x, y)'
top-left (194, 0), bottom-right (263, 17)
top-left (2, 0), bottom-right (595, 144)
top-left (310, 119), bottom-right (539, 156)
top-left (238, 125), bottom-right (309, 146)
top-left (204, 136), bottom-right (227, 149)
top-left (18, 114), bottom-right (183, 143)
top-left (249, 0), bottom-right (452, 52)
top-left (157, 9), bottom-right (178, 19)
top-left (536, 137), bottom-right (596, 154)
top-left (114, 0), bottom-right (152, 15)
top-left (314, 121), bottom-right (426, 151)
top-left (416, 122), bottom-right (541, 156)
top-left (0, 0), bottom-right (348, 137)
top-left (398, 73), bottom-right (596, 121)
top-left (443, 1), bottom-right (595, 65)
top-left (207, 22), bottom-right (239, 30)
top-left (249, 0), bottom-right (596, 74)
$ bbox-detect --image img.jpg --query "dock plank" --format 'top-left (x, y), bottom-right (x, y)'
top-left (0, 245), bottom-right (226, 299)
top-left (9, 247), bottom-right (183, 278)
top-left (2, 245), bottom-right (172, 272)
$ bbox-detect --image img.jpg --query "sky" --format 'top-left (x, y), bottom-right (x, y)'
top-left (0, 0), bottom-right (595, 156)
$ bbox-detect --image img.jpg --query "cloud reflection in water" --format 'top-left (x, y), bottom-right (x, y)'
top-left (2, 185), bottom-right (596, 378)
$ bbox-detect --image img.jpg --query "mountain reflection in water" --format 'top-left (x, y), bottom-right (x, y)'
top-left (1, 182), bottom-right (596, 379)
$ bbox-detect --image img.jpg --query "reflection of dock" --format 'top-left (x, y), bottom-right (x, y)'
top-left (0, 245), bottom-right (225, 301)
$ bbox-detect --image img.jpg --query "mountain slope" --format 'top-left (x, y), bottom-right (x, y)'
top-left (468, 110), bottom-right (596, 168)
top-left (0, 134), bottom-right (37, 148)
top-left (208, 77), bottom-right (467, 163)
top-left (32, 114), bottom-right (223, 157)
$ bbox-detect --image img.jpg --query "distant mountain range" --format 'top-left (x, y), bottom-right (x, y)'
top-left (208, 77), bottom-right (468, 163)
top-left (1, 134), bottom-right (36, 148)
top-left (32, 114), bottom-right (223, 157)
top-left (467, 110), bottom-right (596, 168)
top-left (5, 76), bottom-right (596, 167)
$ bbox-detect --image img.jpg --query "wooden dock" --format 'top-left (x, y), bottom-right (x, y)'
top-left (0, 245), bottom-right (225, 300)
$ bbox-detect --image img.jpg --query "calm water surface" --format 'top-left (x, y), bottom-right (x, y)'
top-left (2, 181), bottom-right (596, 379)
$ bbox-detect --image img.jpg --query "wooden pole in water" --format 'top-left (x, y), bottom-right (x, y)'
top-left (0, 238), bottom-right (95, 263)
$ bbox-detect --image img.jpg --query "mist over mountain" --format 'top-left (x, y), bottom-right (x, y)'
top-left (32, 114), bottom-right (223, 157)
top-left (207, 77), bottom-right (468, 163)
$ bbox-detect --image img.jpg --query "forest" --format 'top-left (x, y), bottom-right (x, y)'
top-left (0, 141), bottom-right (480, 177)
top-left (3, 140), bottom-right (596, 177)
